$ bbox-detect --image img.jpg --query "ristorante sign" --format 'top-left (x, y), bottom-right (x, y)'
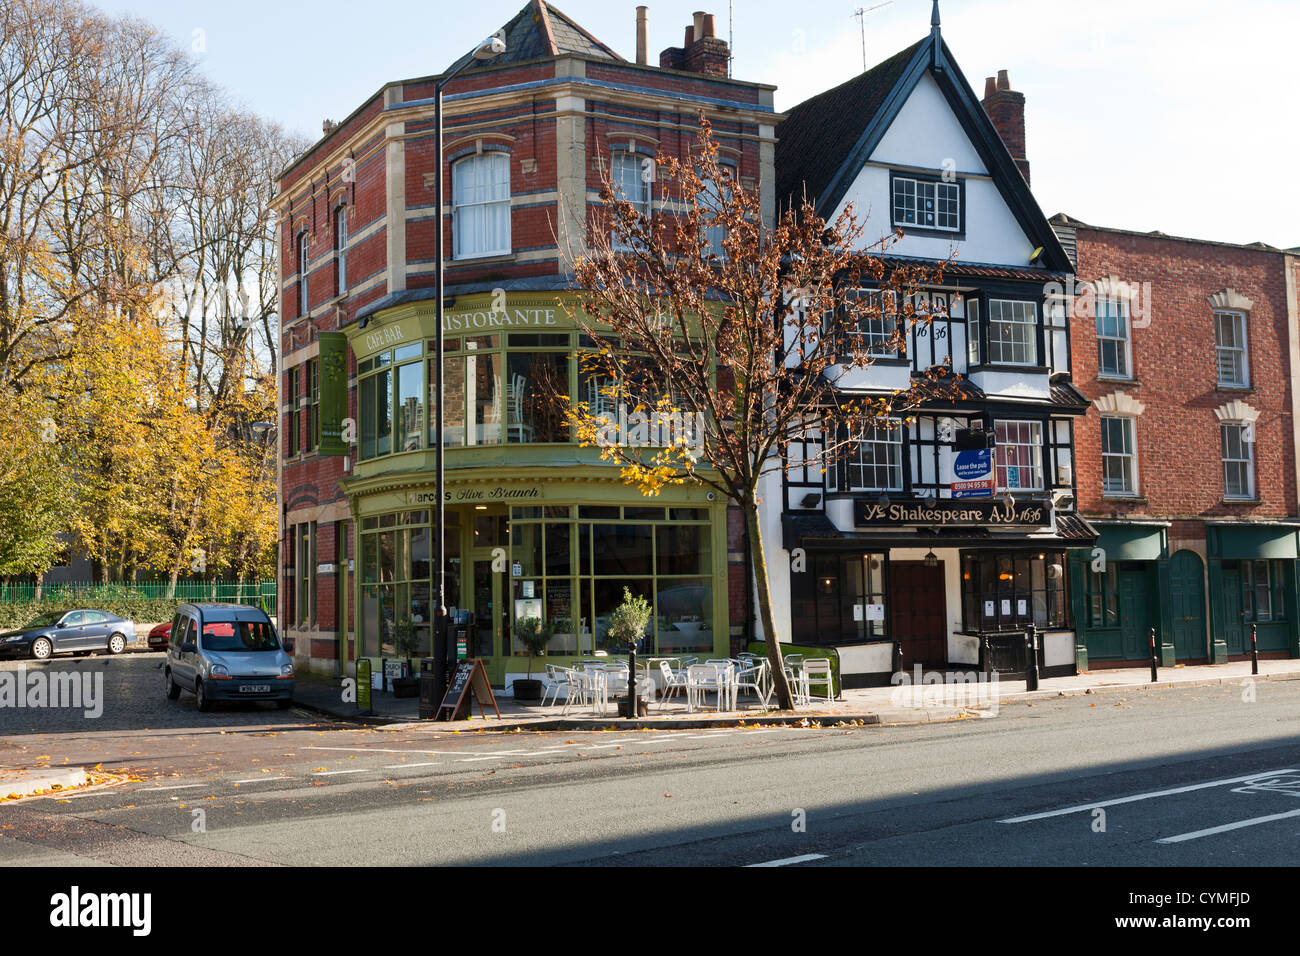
top-left (853, 497), bottom-right (1049, 528)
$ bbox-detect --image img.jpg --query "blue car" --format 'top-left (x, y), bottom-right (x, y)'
top-left (0, 609), bottom-right (137, 660)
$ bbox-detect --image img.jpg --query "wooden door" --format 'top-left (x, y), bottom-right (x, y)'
top-left (1221, 567), bottom-right (1245, 655)
top-left (889, 562), bottom-right (947, 670)
top-left (1168, 550), bottom-right (1207, 661)
top-left (1118, 566), bottom-right (1150, 660)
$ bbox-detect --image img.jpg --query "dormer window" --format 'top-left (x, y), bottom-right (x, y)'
top-left (891, 173), bottom-right (961, 233)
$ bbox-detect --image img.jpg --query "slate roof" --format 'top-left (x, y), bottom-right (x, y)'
top-left (443, 0), bottom-right (622, 76)
top-left (774, 41), bottom-right (924, 213)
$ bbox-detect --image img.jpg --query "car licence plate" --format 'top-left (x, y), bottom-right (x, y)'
top-left (240, 684), bottom-right (271, 694)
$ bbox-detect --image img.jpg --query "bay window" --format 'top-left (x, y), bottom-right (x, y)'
top-left (847, 420), bottom-right (904, 491)
top-left (987, 299), bottom-right (1037, 366)
top-left (995, 420), bottom-right (1044, 491)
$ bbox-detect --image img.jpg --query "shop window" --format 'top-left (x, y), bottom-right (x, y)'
top-left (961, 551), bottom-right (1066, 632)
top-left (453, 152), bottom-right (511, 259)
top-left (1086, 566), bottom-right (1119, 628)
top-left (1243, 559), bottom-right (1286, 623)
top-left (1096, 296), bottom-right (1131, 378)
top-left (995, 420), bottom-right (1044, 491)
top-left (987, 299), bottom-right (1037, 366)
top-left (1221, 422), bottom-right (1254, 499)
top-left (359, 510), bottom-right (457, 659)
top-left (506, 352), bottom-right (569, 443)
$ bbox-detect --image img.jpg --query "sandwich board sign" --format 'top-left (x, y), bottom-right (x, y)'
top-left (951, 448), bottom-right (994, 499)
top-left (436, 658), bottom-right (501, 721)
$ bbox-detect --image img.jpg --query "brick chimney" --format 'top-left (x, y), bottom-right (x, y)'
top-left (981, 70), bottom-right (1030, 185)
top-left (659, 11), bottom-right (729, 76)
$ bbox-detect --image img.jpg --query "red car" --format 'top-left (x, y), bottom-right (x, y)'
top-left (147, 622), bottom-right (172, 650)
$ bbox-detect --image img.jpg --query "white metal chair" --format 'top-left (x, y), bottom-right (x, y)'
top-left (540, 663), bottom-right (571, 707)
top-left (657, 660), bottom-right (690, 711)
top-left (802, 658), bottom-right (836, 704)
top-left (734, 658), bottom-right (771, 708)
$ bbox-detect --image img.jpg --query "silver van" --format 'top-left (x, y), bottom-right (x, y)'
top-left (163, 603), bottom-right (295, 711)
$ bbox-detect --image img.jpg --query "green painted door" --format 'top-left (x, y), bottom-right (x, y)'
top-left (1221, 568), bottom-right (1245, 655)
top-left (1118, 566), bottom-right (1151, 660)
top-left (1168, 550), bottom-right (1207, 660)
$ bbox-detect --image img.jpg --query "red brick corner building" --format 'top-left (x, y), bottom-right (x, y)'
top-left (273, 2), bottom-right (776, 680)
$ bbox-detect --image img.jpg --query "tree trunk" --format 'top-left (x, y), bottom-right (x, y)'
top-left (743, 492), bottom-right (796, 710)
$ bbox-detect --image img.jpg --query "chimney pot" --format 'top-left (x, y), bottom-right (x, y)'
top-left (997, 69), bottom-right (1011, 91)
top-left (636, 6), bottom-right (648, 65)
top-left (702, 13), bottom-right (716, 38)
top-left (693, 11), bottom-right (706, 41)
top-left (984, 76), bottom-right (997, 99)
top-left (684, 24), bottom-right (694, 46)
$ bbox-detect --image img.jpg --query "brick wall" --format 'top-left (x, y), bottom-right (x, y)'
top-left (1071, 227), bottom-right (1295, 521)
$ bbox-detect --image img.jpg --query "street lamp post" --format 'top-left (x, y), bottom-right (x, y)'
top-left (433, 36), bottom-right (506, 709)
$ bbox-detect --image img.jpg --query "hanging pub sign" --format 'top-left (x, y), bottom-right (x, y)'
top-left (318, 331), bottom-right (350, 456)
top-left (854, 497), bottom-right (1049, 528)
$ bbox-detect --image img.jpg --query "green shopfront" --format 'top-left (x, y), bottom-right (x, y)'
top-left (1070, 520), bottom-right (1300, 667)
top-left (339, 293), bottom-right (730, 690)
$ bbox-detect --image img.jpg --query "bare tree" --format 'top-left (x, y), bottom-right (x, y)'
top-left (564, 118), bottom-right (960, 710)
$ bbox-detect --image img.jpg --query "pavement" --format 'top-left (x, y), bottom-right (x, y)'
top-left (290, 656), bottom-right (1300, 730)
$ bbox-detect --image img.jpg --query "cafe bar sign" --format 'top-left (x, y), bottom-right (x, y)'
top-left (854, 497), bottom-right (1048, 528)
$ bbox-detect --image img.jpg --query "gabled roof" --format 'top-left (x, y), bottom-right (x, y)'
top-left (443, 0), bottom-right (622, 75)
top-left (776, 16), bottom-right (1072, 274)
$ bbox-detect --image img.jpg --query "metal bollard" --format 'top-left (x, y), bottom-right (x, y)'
top-left (1025, 623), bottom-right (1040, 692)
top-left (1149, 626), bottom-right (1158, 682)
top-left (1251, 623), bottom-right (1259, 676)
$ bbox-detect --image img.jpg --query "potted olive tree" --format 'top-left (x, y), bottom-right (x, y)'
top-left (512, 616), bottom-right (553, 701)
top-left (607, 587), bottom-right (652, 717)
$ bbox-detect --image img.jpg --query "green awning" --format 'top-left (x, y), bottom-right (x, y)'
top-left (1213, 525), bottom-right (1300, 560)
top-left (1094, 524), bottom-right (1165, 562)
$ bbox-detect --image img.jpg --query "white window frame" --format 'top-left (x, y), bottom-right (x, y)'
top-left (995, 419), bottom-right (1044, 491)
top-left (298, 232), bottom-right (309, 317)
top-left (335, 205), bottom-right (348, 296)
top-left (966, 297), bottom-right (980, 367)
top-left (1221, 421), bottom-right (1255, 499)
top-left (851, 290), bottom-right (900, 356)
top-left (987, 299), bottom-right (1038, 366)
top-left (892, 176), bottom-right (960, 232)
top-left (1100, 414), bottom-right (1138, 496)
top-left (1215, 310), bottom-right (1249, 387)
top-left (610, 150), bottom-right (652, 251)
top-left (700, 162), bottom-right (735, 258)
top-left (847, 420), bottom-right (904, 492)
top-left (452, 152), bottom-right (512, 260)
top-left (1096, 295), bottom-right (1131, 379)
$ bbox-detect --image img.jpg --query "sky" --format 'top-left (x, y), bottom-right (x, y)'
top-left (94, 0), bottom-right (1298, 249)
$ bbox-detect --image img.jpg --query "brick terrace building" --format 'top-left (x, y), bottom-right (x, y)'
top-left (1052, 214), bottom-right (1300, 666)
top-left (273, 2), bottom-right (777, 681)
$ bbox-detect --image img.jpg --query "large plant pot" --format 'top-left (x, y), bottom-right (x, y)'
top-left (513, 678), bottom-right (543, 701)
top-left (616, 696), bottom-right (649, 718)
top-left (392, 677), bottom-right (419, 699)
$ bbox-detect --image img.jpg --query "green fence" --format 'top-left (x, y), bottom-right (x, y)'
top-left (0, 581), bottom-right (277, 617)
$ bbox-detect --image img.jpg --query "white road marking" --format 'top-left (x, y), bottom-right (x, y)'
top-left (307, 746), bottom-right (443, 755)
top-left (746, 853), bottom-right (828, 868)
top-left (311, 769), bottom-right (367, 776)
top-left (233, 777), bottom-right (290, 784)
top-left (382, 762), bottom-right (440, 769)
top-left (1156, 808), bottom-right (1300, 844)
top-left (998, 769), bottom-right (1298, 823)
top-left (136, 784), bottom-right (204, 792)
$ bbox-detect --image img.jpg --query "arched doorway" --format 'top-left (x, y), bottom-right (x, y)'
top-left (1168, 550), bottom-right (1207, 660)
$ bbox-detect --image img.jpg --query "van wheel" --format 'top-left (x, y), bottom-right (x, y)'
top-left (108, 633), bottom-right (127, 655)
top-left (164, 669), bottom-right (181, 701)
top-left (195, 680), bottom-right (213, 712)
